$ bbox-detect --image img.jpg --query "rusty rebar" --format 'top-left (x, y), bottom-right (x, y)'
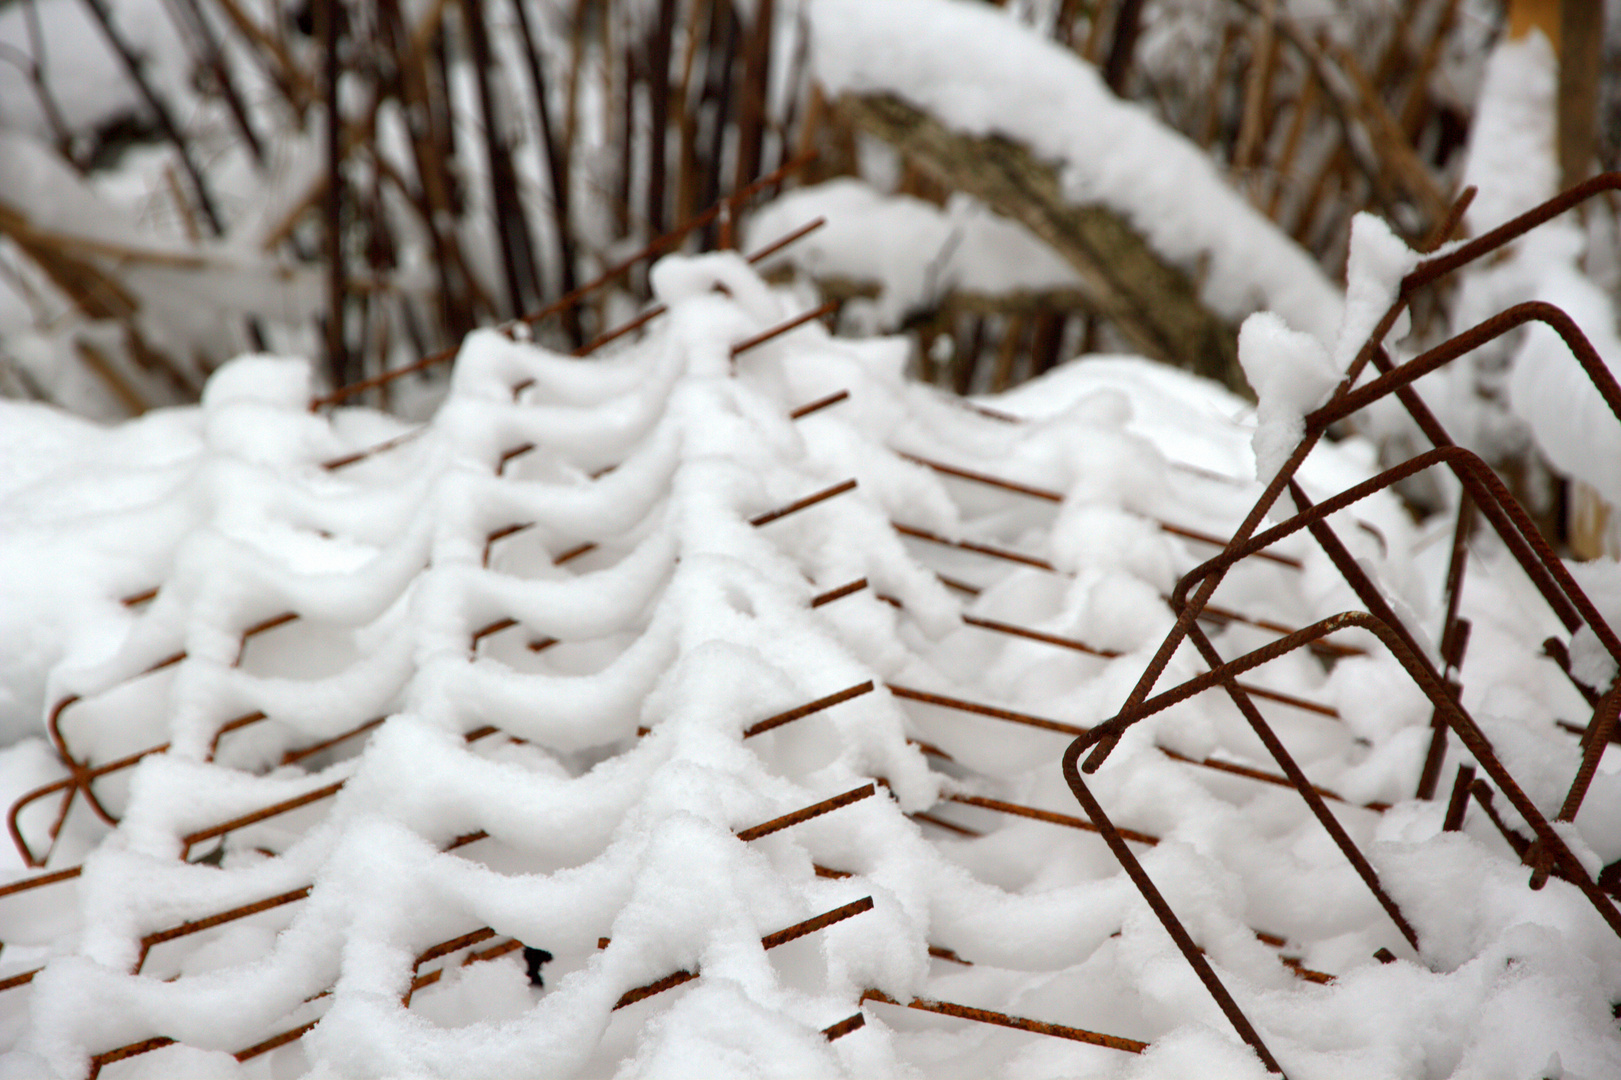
top-left (731, 301), bottom-right (838, 358)
top-left (788, 388), bottom-right (850, 420)
top-left (893, 523), bottom-right (1056, 571)
top-left (811, 578), bottom-right (868, 607)
top-left (860, 989), bottom-right (1147, 1055)
top-left (614, 896), bottom-right (874, 1010)
top-left (945, 792), bottom-right (1159, 846)
top-left (1443, 764), bottom-right (1475, 832)
top-left (822, 1012), bottom-right (865, 1040)
top-left (735, 784), bottom-right (876, 841)
top-left (749, 479), bottom-right (858, 527)
top-left (887, 684), bottom-right (1089, 737)
top-left (897, 451), bottom-right (1302, 569)
top-left (1061, 763), bottom-right (1284, 1072)
top-left (1559, 684), bottom-right (1621, 823)
top-left (1071, 610), bottom-right (1621, 938)
top-left (743, 681), bottom-right (874, 738)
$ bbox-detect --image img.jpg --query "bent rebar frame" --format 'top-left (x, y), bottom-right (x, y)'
top-left (1064, 174), bottom-right (1621, 1074)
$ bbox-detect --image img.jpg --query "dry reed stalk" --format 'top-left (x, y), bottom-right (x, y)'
top-left (1053, 0), bottom-right (1087, 49)
top-left (1102, 0), bottom-right (1145, 93)
top-left (1198, 23), bottom-right (1240, 150)
top-left (1267, 65), bottom-right (1318, 219)
top-left (206, 0), bottom-right (318, 111)
top-left (699, 0), bottom-right (738, 247)
top-left (989, 314), bottom-right (1025, 393)
top-left (463, 0), bottom-right (543, 316)
top-left (163, 162), bottom-right (204, 244)
top-left (770, 7), bottom-right (810, 179)
top-left (1232, 0), bottom-right (1278, 174)
top-left (1329, 41), bottom-right (1450, 226)
top-left (511, 0), bottom-right (582, 344)
top-left (165, 0), bottom-right (264, 165)
top-left (647, 0), bottom-right (679, 235)
top-left (0, 200), bottom-right (140, 320)
top-left (79, 0), bottom-right (224, 234)
top-left (19, 0), bottom-right (79, 162)
top-left (1080, 0), bottom-right (1108, 64)
top-left (732, 0), bottom-right (773, 194)
top-left (73, 338), bottom-right (149, 414)
top-left (1399, 0), bottom-right (1460, 141)
top-left (320, 0), bottom-right (347, 386)
top-left (378, 0), bottom-right (478, 339)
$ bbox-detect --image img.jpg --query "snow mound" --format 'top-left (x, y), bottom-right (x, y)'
top-left (1, 254), bottom-right (1618, 1077)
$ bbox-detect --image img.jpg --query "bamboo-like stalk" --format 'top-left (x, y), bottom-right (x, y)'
top-left (166, 0), bottom-right (265, 165)
top-left (1198, 22), bottom-right (1239, 150)
top-left (1102, 0), bottom-right (1144, 93)
top-left (206, 0), bottom-right (317, 112)
top-left (731, 0), bottom-right (773, 192)
top-left (19, 0), bottom-right (78, 163)
top-left (646, 0), bottom-right (678, 235)
top-left (676, 0), bottom-right (713, 224)
top-left (321, 0), bottom-right (347, 386)
top-left (698, 0), bottom-right (738, 246)
top-left (1399, 0), bottom-right (1460, 141)
top-left (771, 6), bottom-right (810, 178)
top-left (1266, 63), bottom-right (1317, 220)
top-left (78, 0), bottom-right (225, 234)
top-left (378, 0), bottom-right (475, 339)
top-left (510, 0), bottom-right (582, 345)
top-left (463, 0), bottom-right (542, 315)
top-left (1232, 0), bottom-right (1278, 175)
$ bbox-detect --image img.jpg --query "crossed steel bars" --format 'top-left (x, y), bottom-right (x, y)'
top-left (76, 783), bottom-right (882, 1074)
top-left (8, 292), bottom-right (845, 871)
top-left (1061, 175), bottom-right (1621, 1075)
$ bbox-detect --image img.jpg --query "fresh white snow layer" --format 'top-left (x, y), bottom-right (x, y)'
top-left (0, 252), bottom-right (1618, 1078)
top-left (806, 0), bottom-right (1344, 346)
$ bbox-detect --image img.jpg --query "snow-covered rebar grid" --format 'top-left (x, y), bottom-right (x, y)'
top-left (1, 238), bottom-right (1619, 1080)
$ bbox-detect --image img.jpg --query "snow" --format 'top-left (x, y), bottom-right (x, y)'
top-left (1443, 31), bottom-right (1621, 510)
top-left (745, 179), bottom-right (1084, 330)
top-left (2, 249), bottom-right (1618, 1077)
top-left (1238, 312), bottom-right (1340, 484)
top-left (806, 0), bottom-right (1344, 347)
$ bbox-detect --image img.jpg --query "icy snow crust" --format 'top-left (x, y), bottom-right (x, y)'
top-left (806, 0), bottom-right (1344, 347)
top-left (1, 254), bottom-right (1620, 1077)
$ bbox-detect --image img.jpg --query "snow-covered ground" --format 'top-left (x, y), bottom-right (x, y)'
top-left (4, 0), bottom-right (1621, 1075)
top-left (1, 249), bottom-right (1618, 1078)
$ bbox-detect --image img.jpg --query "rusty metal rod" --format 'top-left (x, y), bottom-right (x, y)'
top-left (730, 301), bottom-right (837, 358)
top-left (811, 578), bottom-right (867, 607)
top-left (860, 989), bottom-right (1147, 1054)
top-left (750, 479), bottom-right (858, 527)
top-left (909, 810), bottom-right (983, 837)
top-left (945, 792), bottom-right (1159, 845)
top-left (1072, 610), bottom-right (1621, 937)
top-left (822, 1012), bottom-right (865, 1040)
top-left (1444, 764), bottom-right (1476, 832)
top-left (897, 451), bottom-right (1302, 569)
top-left (1061, 764), bottom-right (1283, 1072)
top-left (788, 389), bottom-right (850, 420)
top-left (735, 784), bottom-right (876, 841)
top-left (614, 896), bottom-right (874, 1010)
top-left (893, 523), bottom-right (1055, 571)
top-left (743, 681), bottom-right (874, 738)
top-left (1560, 685), bottom-right (1621, 823)
top-left (887, 684), bottom-right (1089, 737)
